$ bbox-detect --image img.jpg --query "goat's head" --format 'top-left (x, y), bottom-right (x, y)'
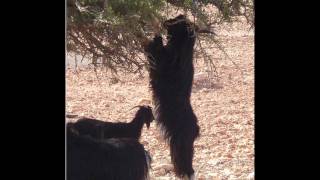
top-left (132, 105), bottom-right (155, 129)
top-left (163, 14), bottom-right (195, 39)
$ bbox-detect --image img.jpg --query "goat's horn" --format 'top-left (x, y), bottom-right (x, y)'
top-left (128, 105), bottom-right (143, 111)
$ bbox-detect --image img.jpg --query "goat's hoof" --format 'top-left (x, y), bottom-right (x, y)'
top-left (182, 173), bottom-right (195, 180)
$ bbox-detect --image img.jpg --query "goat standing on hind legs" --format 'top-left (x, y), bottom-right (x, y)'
top-left (144, 15), bottom-right (200, 180)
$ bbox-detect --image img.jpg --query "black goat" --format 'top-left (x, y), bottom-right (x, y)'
top-left (67, 125), bottom-right (151, 180)
top-left (144, 15), bottom-right (200, 179)
top-left (69, 105), bottom-right (154, 140)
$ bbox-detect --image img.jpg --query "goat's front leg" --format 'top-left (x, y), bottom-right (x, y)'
top-left (145, 35), bottom-right (165, 67)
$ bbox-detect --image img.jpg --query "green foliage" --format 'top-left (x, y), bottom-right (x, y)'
top-left (67, 0), bottom-right (254, 74)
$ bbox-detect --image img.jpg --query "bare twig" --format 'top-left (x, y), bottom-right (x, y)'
top-left (197, 37), bottom-right (220, 80)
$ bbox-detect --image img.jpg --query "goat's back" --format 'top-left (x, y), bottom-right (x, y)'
top-left (67, 127), bottom-right (149, 180)
top-left (72, 117), bottom-right (143, 139)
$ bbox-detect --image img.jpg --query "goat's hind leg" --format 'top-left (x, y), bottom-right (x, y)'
top-left (170, 134), bottom-right (196, 180)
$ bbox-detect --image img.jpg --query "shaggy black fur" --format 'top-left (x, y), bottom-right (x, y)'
top-left (69, 105), bottom-right (154, 140)
top-left (144, 15), bottom-right (200, 179)
top-left (67, 124), bottom-right (151, 180)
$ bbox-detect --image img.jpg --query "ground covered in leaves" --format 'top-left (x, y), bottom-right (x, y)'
top-left (66, 18), bottom-right (254, 180)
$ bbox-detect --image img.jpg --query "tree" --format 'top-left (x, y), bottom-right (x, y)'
top-left (67, 0), bottom-right (254, 75)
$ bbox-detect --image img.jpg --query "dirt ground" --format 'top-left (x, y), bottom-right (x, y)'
top-left (66, 18), bottom-right (254, 180)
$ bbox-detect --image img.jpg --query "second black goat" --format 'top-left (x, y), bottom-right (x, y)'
top-left (69, 105), bottom-right (154, 140)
